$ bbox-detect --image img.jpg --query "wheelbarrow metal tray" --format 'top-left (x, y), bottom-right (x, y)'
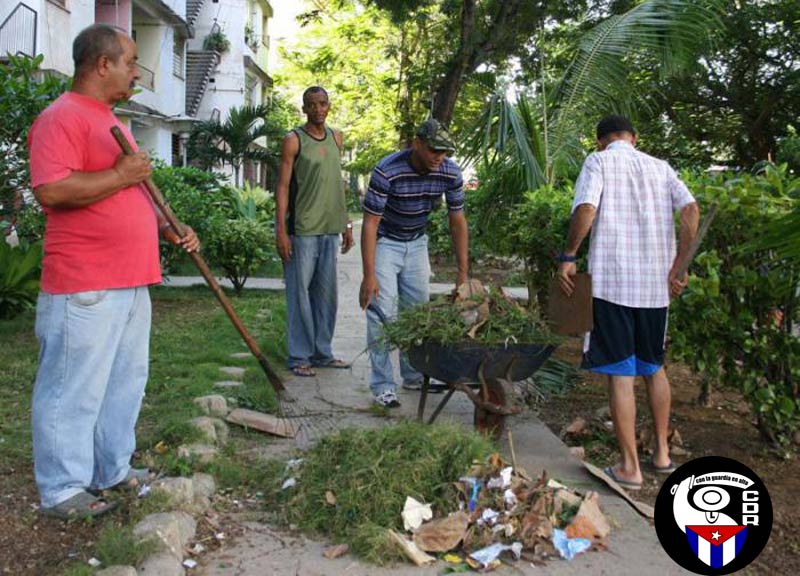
top-left (407, 341), bottom-right (555, 383)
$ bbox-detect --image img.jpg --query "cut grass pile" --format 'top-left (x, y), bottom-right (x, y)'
top-left (383, 286), bottom-right (558, 351)
top-left (264, 421), bottom-right (496, 564)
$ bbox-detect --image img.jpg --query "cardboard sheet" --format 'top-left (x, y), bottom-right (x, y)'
top-left (547, 273), bottom-right (593, 336)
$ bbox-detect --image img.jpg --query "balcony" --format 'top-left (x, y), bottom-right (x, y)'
top-left (0, 3), bottom-right (37, 59)
top-left (137, 62), bottom-right (155, 91)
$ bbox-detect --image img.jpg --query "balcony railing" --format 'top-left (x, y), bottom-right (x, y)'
top-left (137, 63), bottom-right (155, 91)
top-left (0, 3), bottom-right (37, 58)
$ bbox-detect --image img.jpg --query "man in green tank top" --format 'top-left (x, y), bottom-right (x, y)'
top-left (275, 87), bottom-right (354, 377)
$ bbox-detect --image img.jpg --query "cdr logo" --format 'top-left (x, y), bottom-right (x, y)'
top-left (654, 456), bottom-right (773, 575)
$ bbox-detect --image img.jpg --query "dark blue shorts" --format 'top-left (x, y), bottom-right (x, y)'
top-left (582, 298), bottom-right (668, 377)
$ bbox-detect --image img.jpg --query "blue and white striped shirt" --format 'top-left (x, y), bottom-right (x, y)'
top-left (364, 149), bottom-right (464, 241)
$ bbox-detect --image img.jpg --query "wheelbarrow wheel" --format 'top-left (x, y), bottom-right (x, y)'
top-left (474, 379), bottom-right (513, 439)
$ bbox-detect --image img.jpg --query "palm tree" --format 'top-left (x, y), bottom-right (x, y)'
top-left (463, 0), bottom-right (725, 190)
top-left (188, 104), bottom-right (285, 186)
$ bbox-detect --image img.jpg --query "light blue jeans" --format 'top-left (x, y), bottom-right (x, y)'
top-left (284, 234), bottom-right (339, 368)
top-left (366, 235), bottom-right (430, 395)
top-left (32, 287), bottom-right (151, 508)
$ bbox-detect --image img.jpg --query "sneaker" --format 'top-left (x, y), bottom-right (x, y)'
top-left (402, 379), bottom-right (449, 394)
top-left (373, 390), bottom-right (401, 408)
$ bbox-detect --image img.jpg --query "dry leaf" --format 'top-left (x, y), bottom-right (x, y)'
top-left (413, 512), bottom-right (469, 552)
top-left (325, 491), bottom-right (337, 506)
top-left (323, 544), bottom-right (349, 559)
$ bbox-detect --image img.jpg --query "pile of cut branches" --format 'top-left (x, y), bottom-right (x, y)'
top-left (383, 281), bottom-right (558, 352)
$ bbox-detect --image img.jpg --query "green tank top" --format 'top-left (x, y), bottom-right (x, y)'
top-left (288, 126), bottom-right (347, 235)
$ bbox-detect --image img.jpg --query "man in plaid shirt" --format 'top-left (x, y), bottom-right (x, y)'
top-left (557, 115), bottom-right (699, 491)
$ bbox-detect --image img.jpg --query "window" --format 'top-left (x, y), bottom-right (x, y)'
top-left (171, 133), bottom-right (182, 167)
top-left (173, 37), bottom-right (185, 79)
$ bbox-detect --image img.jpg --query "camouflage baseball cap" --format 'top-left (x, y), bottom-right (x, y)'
top-left (415, 119), bottom-right (456, 153)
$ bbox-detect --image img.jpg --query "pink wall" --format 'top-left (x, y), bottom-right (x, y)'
top-left (95, 0), bottom-right (132, 33)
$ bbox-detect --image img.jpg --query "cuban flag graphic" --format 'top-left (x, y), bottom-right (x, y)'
top-left (685, 525), bottom-right (748, 568)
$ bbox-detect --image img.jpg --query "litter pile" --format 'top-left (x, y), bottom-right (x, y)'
top-left (267, 423), bottom-right (610, 570)
top-left (382, 280), bottom-right (558, 352)
top-left (389, 453), bottom-right (610, 570)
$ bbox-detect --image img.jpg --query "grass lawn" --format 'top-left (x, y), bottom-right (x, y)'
top-left (0, 286), bottom-right (288, 574)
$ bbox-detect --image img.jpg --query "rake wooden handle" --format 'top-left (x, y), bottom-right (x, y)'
top-left (111, 126), bottom-right (285, 392)
top-left (674, 202), bottom-right (718, 279)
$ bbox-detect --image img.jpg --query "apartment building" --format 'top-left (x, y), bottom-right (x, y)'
top-left (1, 0), bottom-right (274, 175)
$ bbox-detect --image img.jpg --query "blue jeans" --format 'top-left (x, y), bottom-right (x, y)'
top-left (366, 235), bottom-right (430, 395)
top-left (284, 234), bottom-right (339, 368)
top-left (32, 287), bottom-right (151, 508)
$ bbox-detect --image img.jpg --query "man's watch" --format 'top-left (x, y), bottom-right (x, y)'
top-left (556, 252), bottom-right (577, 263)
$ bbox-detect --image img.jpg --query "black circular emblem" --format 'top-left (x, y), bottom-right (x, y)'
top-left (654, 456), bottom-right (772, 575)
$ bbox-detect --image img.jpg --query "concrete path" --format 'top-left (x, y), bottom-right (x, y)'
top-left (169, 229), bottom-right (687, 575)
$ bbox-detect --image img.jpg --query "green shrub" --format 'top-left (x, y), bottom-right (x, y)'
top-left (205, 216), bottom-right (273, 295)
top-left (0, 241), bottom-right (42, 319)
top-left (670, 164), bottom-right (800, 446)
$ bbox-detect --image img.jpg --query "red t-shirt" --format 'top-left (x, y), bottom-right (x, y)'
top-left (28, 92), bottom-right (161, 294)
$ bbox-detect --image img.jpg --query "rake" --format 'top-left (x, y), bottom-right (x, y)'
top-left (109, 126), bottom-right (316, 435)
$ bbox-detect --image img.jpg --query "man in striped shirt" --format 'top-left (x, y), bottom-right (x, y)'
top-left (359, 119), bottom-right (469, 408)
top-left (558, 115), bottom-right (699, 490)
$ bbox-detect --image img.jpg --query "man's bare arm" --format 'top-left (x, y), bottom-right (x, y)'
top-left (275, 133), bottom-right (299, 261)
top-left (34, 152), bottom-right (151, 208)
top-left (359, 213), bottom-right (382, 309)
top-left (448, 210), bottom-right (469, 286)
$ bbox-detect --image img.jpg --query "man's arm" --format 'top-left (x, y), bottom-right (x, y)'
top-left (275, 133), bottom-right (299, 262)
top-left (33, 152), bottom-right (151, 208)
top-left (668, 201), bottom-right (700, 297)
top-left (448, 210), bottom-right (469, 287)
top-left (359, 213), bottom-right (381, 309)
top-left (557, 203), bottom-right (597, 296)
top-left (333, 129), bottom-right (354, 254)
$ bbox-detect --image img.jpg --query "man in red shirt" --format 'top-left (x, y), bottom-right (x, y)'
top-left (27, 23), bottom-right (199, 518)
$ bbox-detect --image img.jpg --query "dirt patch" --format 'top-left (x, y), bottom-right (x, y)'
top-left (537, 339), bottom-right (800, 575)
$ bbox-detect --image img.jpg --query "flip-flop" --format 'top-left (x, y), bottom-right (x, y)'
top-left (42, 491), bottom-right (117, 520)
top-left (650, 460), bottom-right (677, 475)
top-left (316, 359), bottom-right (350, 369)
top-left (291, 365), bottom-right (316, 377)
top-left (603, 466), bottom-right (643, 491)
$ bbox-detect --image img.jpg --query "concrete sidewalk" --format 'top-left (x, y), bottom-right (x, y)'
top-left (190, 230), bottom-right (687, 575)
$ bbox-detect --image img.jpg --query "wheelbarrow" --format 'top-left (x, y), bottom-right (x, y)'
top-left (406, 340), bottom-right (556, 437)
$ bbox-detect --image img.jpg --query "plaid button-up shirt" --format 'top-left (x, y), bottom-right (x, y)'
top-left (572, 140), bottom-right (695, 308)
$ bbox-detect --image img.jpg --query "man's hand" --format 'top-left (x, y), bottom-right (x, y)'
top-left (276, 230), bottom-right (292, 262)
top-left (114, 152), bottom-right (151, 187)
top-left (668, 265), bottom-right (688, 298)
top-left (342, 228), bottom-right (354, 254)
top-left (557, 261), bottom-right (577, 296)
top-left (163, 224), bottom-right (200, 253)
top-left (455, 271), bottom-right (469, 291)
top-left (359, 275), bottom-right (380, 310)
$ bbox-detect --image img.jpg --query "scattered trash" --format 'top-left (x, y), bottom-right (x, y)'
top-left (154, 440), bottom-right (168, 454)
top-left (413, 512), bottom-right (469, 552)
top-left (402, 496), bottom-right (433, 531)
top-left (183, 559), bottom-right (198, 569)
top-left (388, 530), bottom-right (436, 566)
top-left (478, 508), bottom-right (499, 527)
top-left (215, 532), bottom-right (225, 540)
top-left (281, 477), bottom-right (297, 490)
top-left (468, 542), bottom-right (523, 570)
top-left (191, 543), bottom-right (206, 555)
top-left (459, 476), bottom-right (481, 512)
top-left (87, 558), bottom-right (101, 567)
top-left (552, 528), bottom-right (591, 560)
top-left (137, 484), bottom-right (151, 498)
top-left (323, 543), bottom-right (350, 559)
top-left (325, 490), bottom-right (337, 506)
top-left (486, 466), bottom-right (513, 489)
top-left (286, 458), bottom-right (304, 471)
top-left (503, 488), bottom-right (517, 509)
top-left (443, 553), bottom-right (463, 564)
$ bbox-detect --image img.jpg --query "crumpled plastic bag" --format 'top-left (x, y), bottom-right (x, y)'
top-left (402, 496), bottom-right (433, 531)
top-left (552, 528), bottom-right (592, 560)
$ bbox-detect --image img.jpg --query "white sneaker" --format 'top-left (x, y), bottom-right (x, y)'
top-left (373, 390), bottom-right (401, 408)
